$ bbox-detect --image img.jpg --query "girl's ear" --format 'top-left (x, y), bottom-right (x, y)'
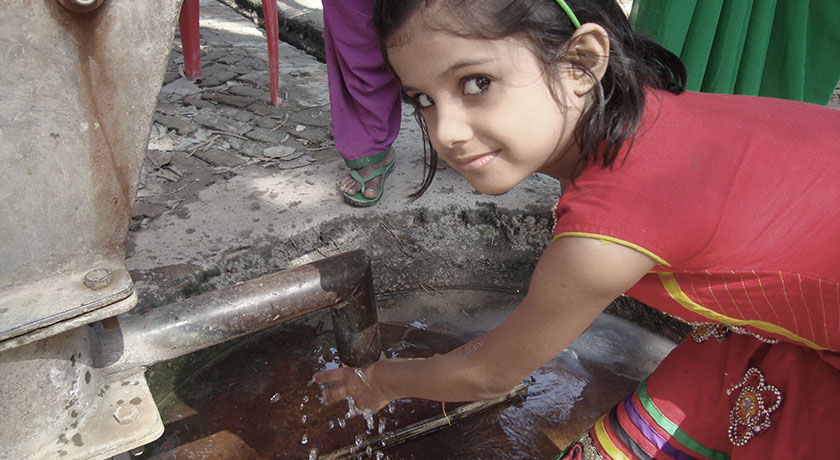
top-left (566, 23), bottom-right (610, 96)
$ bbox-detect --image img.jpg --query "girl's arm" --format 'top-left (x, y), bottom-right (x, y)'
top-left (314, 236), bottom-right (657, 410)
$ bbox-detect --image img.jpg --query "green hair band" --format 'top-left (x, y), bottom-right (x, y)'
top-left (554, 0), bottom-right (581, 29)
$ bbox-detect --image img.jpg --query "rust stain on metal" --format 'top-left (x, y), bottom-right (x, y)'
top-left (67, 4), bottom-right (134, 249)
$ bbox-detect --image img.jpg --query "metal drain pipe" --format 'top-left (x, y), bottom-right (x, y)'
top-left (98, 249), bottom-right (381, 375)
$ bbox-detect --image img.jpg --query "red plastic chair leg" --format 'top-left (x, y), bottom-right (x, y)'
top-left (179, 0), bottom-right (202, 80)
top-left (262, 0), bottom-right (282, 105)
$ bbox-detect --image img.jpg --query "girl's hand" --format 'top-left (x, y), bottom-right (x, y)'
top-left (313, 364), bottom-right (390, 411)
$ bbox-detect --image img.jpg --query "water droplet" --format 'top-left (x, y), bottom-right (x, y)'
top-left (378, 417), bottom-right (386, 434)
top-left (338, 418), bottom-right (346, 428)
top-left (301, 434), bottom-right (308, 445)
top-left (328, 420), bottom-right (335, 430)
top-left (355, 434), bottom-right (364, 447)
top-left (364, 411), bottom-right (375, 431)
top-left (301, 414), bottom-right (308, 424)
top-left (269, 393), bottom-right (281, 403)
top-left (302, 396), bottom-right (309, 403)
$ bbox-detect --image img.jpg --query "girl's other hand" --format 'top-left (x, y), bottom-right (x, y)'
top-left (313, 365), bottom-right (390, 411)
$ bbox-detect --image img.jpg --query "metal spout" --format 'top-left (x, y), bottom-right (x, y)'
top-left (100, 250), bottom-right (381, 375)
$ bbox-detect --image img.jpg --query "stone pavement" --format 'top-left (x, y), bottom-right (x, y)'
top-left (127, 0), bottom-right (563, 309)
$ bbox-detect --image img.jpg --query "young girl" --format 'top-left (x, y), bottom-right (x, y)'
top-left (314, 0), bottom-right (840, 458)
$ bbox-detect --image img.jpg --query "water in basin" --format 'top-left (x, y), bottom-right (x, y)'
top-left (136, 289), bottom-right (675, 459)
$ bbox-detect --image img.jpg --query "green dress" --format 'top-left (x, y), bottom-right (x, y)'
top-left (630, 0), bottom-right (840, 105)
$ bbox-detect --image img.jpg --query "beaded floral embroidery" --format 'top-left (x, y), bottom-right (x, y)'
top-left (690, 322), bottom-right (779, 345)
top-left (726, 367), bottom-right (783, 446)
top-left (691, 323), bottom-right (731, 343)
top-left (728, 325), bottom-right (779, 344)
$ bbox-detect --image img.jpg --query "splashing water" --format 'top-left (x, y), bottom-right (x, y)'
top-left (346, 397), bottom-right (377, 432)
top-left (137, 290), bottom-right (675, 459)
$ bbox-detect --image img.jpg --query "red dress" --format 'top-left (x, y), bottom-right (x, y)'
top-left (553, 89), bottom-right (840, 459)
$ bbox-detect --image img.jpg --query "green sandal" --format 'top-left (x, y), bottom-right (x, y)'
top-left (343, 149), bottom-right (395, 207)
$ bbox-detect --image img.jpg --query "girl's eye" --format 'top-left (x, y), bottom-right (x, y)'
top-left (415, 93), bottom-right (434, 108)
top-left (463, 76), bottom-right (491, 96)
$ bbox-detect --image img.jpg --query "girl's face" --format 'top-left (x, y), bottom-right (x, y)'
top-left (387, 18), bottom-right (586, 194)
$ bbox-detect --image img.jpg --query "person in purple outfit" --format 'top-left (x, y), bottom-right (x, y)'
top-left (323, 0), bottom-right (401, 206)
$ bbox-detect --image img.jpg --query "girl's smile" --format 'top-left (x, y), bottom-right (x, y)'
top-left (453, 150), bottom-right (500, 173)
top-left (386, 17), bottom-right (585, 194)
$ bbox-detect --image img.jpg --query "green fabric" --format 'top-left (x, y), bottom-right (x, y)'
top-left (630, 0), bottom-right (840, 105)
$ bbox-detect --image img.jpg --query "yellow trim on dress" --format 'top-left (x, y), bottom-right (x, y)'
top-left (553, 232), bottom-right (671, 266)
top-left (594, 416), bottom-right (630, 460)
top-left (658, 272), bottom-right (831, 351)
top-left (553, 232), bottom-right (834, 351)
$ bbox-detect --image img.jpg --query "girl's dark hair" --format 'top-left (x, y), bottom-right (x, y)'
top-left (373, 0), bottom-right (686, 197)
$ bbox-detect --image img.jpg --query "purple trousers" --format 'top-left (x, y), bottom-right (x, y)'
top-left (323, 0), bottom-right (402, 168)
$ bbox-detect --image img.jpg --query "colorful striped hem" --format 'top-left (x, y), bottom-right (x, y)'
top-left (635, 378), bottom-right (730, 460)
top-left (593, 416), bottom-right (632, 460)
top-left (620, 394), bottom-right (697, 460)
top-left (563, 378), bottom-right (731, 460)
